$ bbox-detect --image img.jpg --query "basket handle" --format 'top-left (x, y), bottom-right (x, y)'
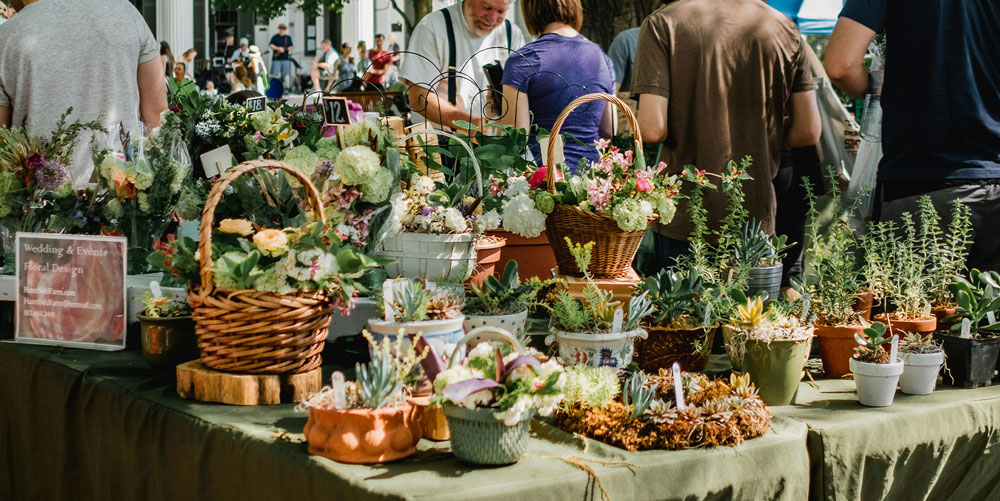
top-left (546, 92), bottom-right (644, 193)
top-left (446, 326), bottom-right (525, 369)
top-left (396, 129), bottom-right (483, 198)
top-left (194, 159), bottom-right (327, 301)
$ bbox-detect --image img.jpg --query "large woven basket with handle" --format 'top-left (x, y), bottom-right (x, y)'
top-left (544, 93), bottom-right (655, 278)
top-left (187, 159), bottom-right (333, 375)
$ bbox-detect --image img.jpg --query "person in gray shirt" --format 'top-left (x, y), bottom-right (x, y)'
top-left (607, 2), bottom-right (669, 94)
top-left (0, 0), bottom-right (166, 186)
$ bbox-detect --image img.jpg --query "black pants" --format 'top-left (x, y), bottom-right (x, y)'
top-left (772, 146), bottom-right (822, 286)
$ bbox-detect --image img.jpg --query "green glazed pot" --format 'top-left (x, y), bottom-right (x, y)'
top-left (742, 337), bottom-right (811, 406)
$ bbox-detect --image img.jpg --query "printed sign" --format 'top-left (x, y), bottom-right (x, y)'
top-left (200, 145), bottom-right (235, 178)
top-left (245, 96), bottom-right (267, 113)
top-left (15, 233), bottom-right (127, 351)
top-left (323, 96), bottom-right (351, 125)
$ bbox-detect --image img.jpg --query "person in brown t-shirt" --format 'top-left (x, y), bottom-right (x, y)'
top-left (632, 0), bottom-right (820, 267)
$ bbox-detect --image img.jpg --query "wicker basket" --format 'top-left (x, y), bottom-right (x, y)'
top-left (634, 325), bottom-right (716, 373)
top-left (544, 93), bottom-right (654, 278)
top-left (187, 160), bottom-right (334, 375)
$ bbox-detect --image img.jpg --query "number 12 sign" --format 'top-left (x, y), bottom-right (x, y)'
top-left (323, 96), bottom-right (351, 125)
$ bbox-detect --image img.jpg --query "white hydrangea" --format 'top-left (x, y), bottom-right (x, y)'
top-left (502, 193), bottom-right (547, 238)
top-left (639, 200), bottom-right (655, 219)
top-left (475, 209), bottom-right (501, 232)
top-left (505, 176), bottom-right (530, 197)
top-left (494, 396), bottom-right (532, 426)
top-left (442, 207), bottom-right (468, 233)
top-left (360, 166), bottom-right (394, 203)
top-left (333, 145), bottom-right (381, 186)
top-left (412, 175), bottom-right (437, 194)
top-left (457, 388), bottom-right (495, 410)
top-left (433, 365), bottom-right (485, 394)
top-left (467, 342), bottom-right (495, 363)
top-left (387, 192), bottom-right (409, 235)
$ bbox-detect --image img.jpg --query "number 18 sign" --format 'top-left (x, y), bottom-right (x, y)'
top-left (15, 233), bottom-right (127, 351)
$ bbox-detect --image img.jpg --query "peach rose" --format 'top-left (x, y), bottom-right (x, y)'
top-left (253, 229), bottom-right (289, 257)
top-left (219, 218), bottom-right (254, 236)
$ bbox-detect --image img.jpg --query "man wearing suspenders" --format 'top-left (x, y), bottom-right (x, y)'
top-left (399, 0), bottom-right (525, 132)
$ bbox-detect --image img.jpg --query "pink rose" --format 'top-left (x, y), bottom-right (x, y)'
top-left (529, 166), bottom-right (561, 190)
top-left (636, 175), bottom-right (654, 193)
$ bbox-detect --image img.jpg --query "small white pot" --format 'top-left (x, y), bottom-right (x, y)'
top-left (378, 232), bottom-right (477, 281)
top-left (367, 315), bottom-right (466, 356)
top-left (546, 328), bottom-right (648, 369)
top-left (463, 309), bottom-right (529, 342)
top-left (328, 297), bottom-right (378, 340)
top-left (899, 351), bottom-right (945, 395)
top-left (850, 357), bottom-right (904, 407)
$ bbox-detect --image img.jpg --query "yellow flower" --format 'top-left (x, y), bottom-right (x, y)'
top-left (219, 218), bottom-right (254, 236)
top-left (253, 229), bottom-right (289, 257)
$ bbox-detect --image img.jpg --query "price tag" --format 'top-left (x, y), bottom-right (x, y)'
top-left (988, 312), bottom-right (997, 325)
top-left (672, 362), bottom-right (686, 411)
top-left (890, 335), bottom-right (898, 362)
top-left (200, 145), bottom-right (234, 178)
top-left (244, 96), bottom-right (266, 114)
top-left (149, 280), bottom-right (163, 299)
top-left (961, 318), bottom-right (972, 339)
top-left (322, 96), bottom-right (351, 125)
top-left (612, 309), bottom-right (623, 333)
top-left (331, 371), bottom-right (346, 409)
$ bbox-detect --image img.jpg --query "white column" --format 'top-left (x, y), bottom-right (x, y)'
top-left (340, 0), bottom-right (374, 48)
top-left (157, 0), bottom-right (195, 55)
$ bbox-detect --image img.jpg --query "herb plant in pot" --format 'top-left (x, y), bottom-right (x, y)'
top-left (802, 176), bottom-right (866, 377)
top-left (937, 269), bottom-right (1000, 388)
top-left (136, 291), bottom-right (197, 370)
top-left (301, 331), bottom-right (425, 464)
top-left (544, 238), bottom-right (651, 368)
top-left (722, 292), bottom-right (813, 405)
top-left (920, 197), bottom-right (973, 330)
top-left (898, 333), bottom-right (945, 395)
top-left (634, 269), bottom-right (716, 372)
top-left (850, 322), bottom-right (903, 406)
top-left (733, 219), bottom-right (794, 301)
top-left (432, 328), bottom-right (565, 465)
top-left (462, 260), bottom-right (532, 339)
top-left (367, 278), bottom-right (465, 356)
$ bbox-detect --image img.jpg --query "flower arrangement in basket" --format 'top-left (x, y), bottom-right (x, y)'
top-left (554, 368), bottom-right (770, 451)
top-left (0, 108), bottom-right (106, 254)
top-left (148, 160), bottom-right (386, 374)
top-left (543, 238), bottom-right (652, 368)
top-left (425, 327), bottom-right (565, 465)
top-left (537, 93), bottom-right (681, 277)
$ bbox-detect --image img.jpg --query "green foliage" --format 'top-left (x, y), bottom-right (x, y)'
top-left (734, 219), bottom-right (794, 268)
top-left (388, 278), bottom-right (430, 323)
top-left (854, 321), bottom-right (890, 363)
top-left (465, 260), bottom-right (533, 315)
top-left (637, 269), bottom-right (707, 327)
top-left (139, 291), bottom-right (192, 318)
top-left (862, 211), bottom-right (931, 318)
top-left (212, 250), bottom-right (262, 290)
top-left (355, 349), bottom-right (402, 409)
top-left (921, 197), bottom-right (973, 306)
top-left (944, 269), bottom-right (1000, 337)
top-left (548, 238), bottom-right (623, 332)
top-left (623, 371), bottom-right (658, 419)
top-left (212, 0), bottom-right (348, 21)
top-left (561, 366), bottom-right (621, 409)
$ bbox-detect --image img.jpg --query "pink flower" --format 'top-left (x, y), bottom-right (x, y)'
top-left (331, 295), bottom-right (356, 316)
top-left (624, 150), bottom-right (634, 167)
top-left (529, 166), bottom-right (561, 190)
top-left (587, 177), bottom-right (613, 210)
top-left (252, 131), bottom-right (265, 141)
top-left (593, 138), bottom-right (610, 151)
top-left (636, 170), bottom-right (654, 193)
top-left (656, 161), bottom-right (668, 173)
top-left (592, 156), bottom-right (614, 174)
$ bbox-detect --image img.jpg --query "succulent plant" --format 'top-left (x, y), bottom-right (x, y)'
top-left (623, 371), bottom-right (658, 419)
top-left (465, 260), bottom-right (533, 315)
top-left (730, 295), bottom-right (773, 330)
top-left (943, 269), bottom-right (1000, 337)
top-left (900, 332), bottom-right (942, 354)
top-left (854, 322), bottom-right (891, 364)
top-left (355, 350), bottom-right (402, 409)
top-left (383, 278), bottom-right (462, 322)
top-left (638, 269), bottom-right (707, 327)
top-left (733, 219), bottom-right (794, 268)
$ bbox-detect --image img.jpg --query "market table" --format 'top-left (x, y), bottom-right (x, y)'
top-left (0, 342), bottom-right (810, 501)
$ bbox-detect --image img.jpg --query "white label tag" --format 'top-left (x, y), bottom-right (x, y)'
top-left (703, 303), bottom-right (713, 329)
top-left (801, 295), bottom-right (810, 320)
top-left (672, 362), bottom-right (686, 411)
top-left (382, 279), bottom-right (396, 323)
top-left (890, 335), bottom-right (898, 362)
top-left (612, 309), bottom-right (623, 333)
top-left (149, 280), bottom-right (163, 299)
top-left (961, 318), bottom-right (972, 339)
top-left (200, 145), bottom-right (234, 178)
top-left (331, 371), bottom-right (346, 409)
top-left (988, 312), bottom-right (996, 325)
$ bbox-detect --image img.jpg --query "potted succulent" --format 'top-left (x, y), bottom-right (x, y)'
top-left (462, 260), bottom-right (535, 339)
top-left (367, 277), bottom-right (465, 356)
top-left (722, 292), bottom-right (813, 405)
top-left (920, 197), bottom-right (973, 329)
top-left (801, 175), bottom-right (866, 377)
top-left (937, 269), bottom-right (1000, 388)
top-left (863, 213), bottom-right (937, 339)
top-left (301, 330), bottom-right (425, 464)
top-left (898, 333), bottom-right (945, 395)
top-left (136, 291), bottom-right (197, 370)
top-left (633, 269), bottom-right (716, 372)
top-left (850, 322), bottom-right (903, 407)
top-left (733, 219), bottom-right (794, 301)
top-left (431, 329), bottom-right (566, 465)
top-left (543, 238), bottom-right (652, 368)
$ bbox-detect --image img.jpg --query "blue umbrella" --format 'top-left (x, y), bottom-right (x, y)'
top-left (770, 0), bottom-right (844, 35)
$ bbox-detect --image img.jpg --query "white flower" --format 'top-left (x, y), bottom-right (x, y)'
top-left (443, 207), bottom-right (468, 233)
top-left (387, 192), bottom-right (409, 235)
top-left (639, 200), bottom-right (654, 219)
top-left (412, 175), bottom-right (437, 194)
top-left (495, 396), bottom-right (532, 426)
top-left (507, 364), bottom-right (537, 383)
top-left (458, 388), bottom-right (495, 410)
top-left (333, 145), bottom-right (381, 186)
top-left (433, 366), bottom-right (483, 394)
top-left (505, 176), bottom-right (530, 197)
top-left (502, 193), bottom-right (547, 238)
top-left (360, 166), bottom-right (394, 203)
top-left (467, 342), bottom-right (495, 363)
top-left (534, 394), bottom-right (564, 417)
top-left (475, 209), bottom-right (501, 232)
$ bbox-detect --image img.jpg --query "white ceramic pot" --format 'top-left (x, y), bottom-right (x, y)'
top-left (849, 357), bottom-right (904, 407)
top-left (463, 310), bottom-right (528, 342)
top-left (899, 351), bottom-right (945, 395)
top-left (126, 274), bottom-right (186, 325)
top-left (378, 233), bottom-right (477, 281)
top-left (367, 315), bottom-right (466, 356)
top-left (546, 328), bottom-right (648, 369)
top-left (329, 297), bottom-right (378, 340)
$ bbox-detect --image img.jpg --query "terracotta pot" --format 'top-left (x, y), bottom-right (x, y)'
top-left (634, 325), bottom-right (716, 372)
top-left (487, 229), bottom-right (557, 280)
top-left (467, 236), bottom-right (506, 287)
top-left (932, 306), bottom-right (957, 332)
top-left (304, 404), bottom-right (421, 464)
top-left (814, 323), bottom-right (864, 376)
top-left (872, 313), bottom-right (937, 345)
top-left (853, 290), bottom-right (874, 322)
top-left (409, 395), bottom-right (450, 441)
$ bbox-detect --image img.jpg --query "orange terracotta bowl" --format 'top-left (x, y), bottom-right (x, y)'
top-left (304, 404), bottom-right (421, 464)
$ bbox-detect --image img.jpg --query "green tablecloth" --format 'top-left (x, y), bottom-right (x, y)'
top-left (772, 378), bottom-right (1000, 501)
top-left (0, 342), bottom-right (810, 501)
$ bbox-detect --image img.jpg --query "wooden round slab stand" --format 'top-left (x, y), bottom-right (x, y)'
top-left (176, 359), bottom-right (321, 406)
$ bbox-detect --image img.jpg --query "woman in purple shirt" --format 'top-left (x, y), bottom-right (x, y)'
top-left (500, 0), bottom-right (616, 172)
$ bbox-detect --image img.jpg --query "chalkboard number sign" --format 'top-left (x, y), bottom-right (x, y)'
top-left (245, 96), bottom-right (266, 114)
top-left (323, 96), bottom-right (351, 125)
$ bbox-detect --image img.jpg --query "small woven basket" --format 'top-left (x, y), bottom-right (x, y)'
top-left (545, 93), bottom-right (654, 278)
top-left (634, 325), bottom-right (716, 373)
top-left (187, 160), bottom-right (333, 375)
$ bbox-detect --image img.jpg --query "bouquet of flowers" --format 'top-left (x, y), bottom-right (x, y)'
top-left (94, 123), bottom-right (191, 273)
top-left (386, 174), bottom-right (498, 236)
top-left (148, 218), bottom-right (388, 315)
